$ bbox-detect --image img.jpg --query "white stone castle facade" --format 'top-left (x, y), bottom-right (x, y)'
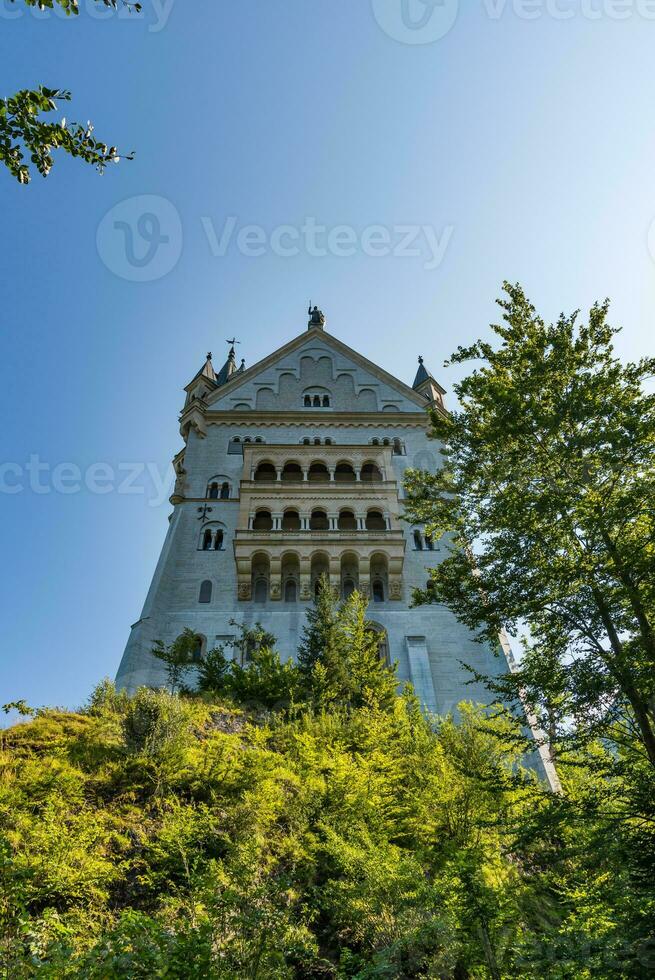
top-left (115, 307), bottom-right (513, 718)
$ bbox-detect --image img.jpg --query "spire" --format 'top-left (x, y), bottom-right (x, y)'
top-left (412, 355), bottom-right (430, 389)
top-left (216, 338), bottom-right (240, 386)
top-left (193, 351), bottom-right (217, 384)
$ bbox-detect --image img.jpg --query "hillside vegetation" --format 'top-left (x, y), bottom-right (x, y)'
top-left (1, 591), bottom-right (654, 978)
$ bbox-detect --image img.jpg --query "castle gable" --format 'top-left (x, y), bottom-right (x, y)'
top-left (206, 329), bottom-right (428, 414)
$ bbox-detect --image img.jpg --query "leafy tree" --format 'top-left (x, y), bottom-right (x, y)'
top-left (151, 628), bottom-right (200, 693)
top-left (3, 0), bottom-right (138, 183)
top-left (405, 282), bottom-right (655, 771)
top-left (298, 573), bottom-right (339, 677)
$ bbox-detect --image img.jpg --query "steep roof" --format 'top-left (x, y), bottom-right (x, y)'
top-left (204, 324), bottom-right (436, 410)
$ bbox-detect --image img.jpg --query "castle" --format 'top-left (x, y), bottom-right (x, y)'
top-left (115, 306), bottom-right (517, 722)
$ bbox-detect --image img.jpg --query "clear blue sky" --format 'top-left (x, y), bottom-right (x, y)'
top-left (2, 0), bottom-right (655, 712)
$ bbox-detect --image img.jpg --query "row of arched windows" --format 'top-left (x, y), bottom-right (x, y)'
top-left (248, 551), bottom-right (391, 604)
top-left (251, 508), bottom-right (388, 532)
top-left (304, 394), bottom-right (330, 408)
top-left (370, 437), bottom-right (405, 456)
top-left (253, 460), bottom-right (383, 483)
top-left (301, 437), bottom-right (334, 446)
top-left (208, 480), bottom-right (230, 499)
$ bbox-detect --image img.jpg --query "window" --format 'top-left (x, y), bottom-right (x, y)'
top-left (342, 578), bottom-right (355, 600)
top-left (366, 510), bottom-right (386, 531)
top-left (372, 579), bottom-right (385, 603)
top-left (214, 530), bottom-right (224, 550)
top-left (208, 483), bottom-right (219, 499)
top-left (220, 482), bottom-right (230, 499)
top-left (314, 437), bottom-right (321, 445)
top-left (282, 510), bottom-right (301, 532)
top-left (253, 510), bottom-right (273, 531)
top-left (322, 395), bottom-right (330, 407)
top-left (325, 438), bottom-right (333, 445)
top-left (413, 530), bottom-right (423, 550)
top-left (313, 395), bottom-right (321, 407)
top-left (254, 462), bottom-right (276, 482)
top-left (393, 438), bottom-right (404, 456)
top-left (202, 529), bottom-right (213, 550)
top-left (254, 579), bottom-right (268, 603)
top-left (199, 580), bottom-right (212, 603)
top-left (302, 437), bottom-right (311, 445)
top-left (361, 463), bottom-right (383, 482)
top-left (282, 462), bottom-right (303, 483)
top-left (310, 509), bottom-right (329, 531)
top-left (284, 579), bottom-right (297, 602)
top-left (192, 636), bottom-right (203, 662)
top-left (425, 534), bottom-right (434, 551)
top-left (338, 510), bottom-right (357, 531)
top-left (335, 462), bottom-right (356, 483)
top-left (304, 395), bottom-right (312, 407)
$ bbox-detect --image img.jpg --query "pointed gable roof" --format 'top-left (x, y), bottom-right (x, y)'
top-left (187, 352), bottom-right (217, 388)
top-left (204, 323), bottom-right (438, 410)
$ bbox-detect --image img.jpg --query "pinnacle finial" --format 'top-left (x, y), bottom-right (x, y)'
top-left (206, 352), bottom-right (212, 360)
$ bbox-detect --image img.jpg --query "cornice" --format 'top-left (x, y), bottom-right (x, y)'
top-left (179, 409), bottom-right (436, 428)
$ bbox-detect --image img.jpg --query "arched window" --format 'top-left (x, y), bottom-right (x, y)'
top-left (199, 580), bottom-right (212, 603)
top-left (192, 636), bottom-right (204, 663)
top-left (313, 395), bottom-right (321, 407)
top-left (372, 579), bottom-right (385, 603)
top-left (254, 462), bottom-right (276, 482)
top-left (343, 578), bottom-right (355, 600)
top-left (325, 438), bottom-right (333, 445)
top-left (220, 482), bottom-right (230, 499)
top-left (383, 438), bottom-right (390, 446)
top-left (425, 534), bottom-right (434, 551)
top-left (253, 510), bottom-right (273, 532)
top-left (255, 437), bottom-right (264, 443)
top-left (322, 395), bottom-right (330, 407)
top-left (372, 438), bottom-right (380, 446)
top-left (335, 462), bottom-right (356, 483)
top-left (202, 529), bottom-right (213, 550)
top-left (314, 437), bottom-right (321, 446)
top-left (282, 462), bottom-right (303, 483)
top-left (366, 510), bottom-right (386, 531)
top-left (208, 483), bottom-right (219, 499)
top-left (304, 395), bottom-right (312, 407)
top-left (243, 437), bottom-right (252, 443)
top-left (308, 462), bottom-right (329, 483)
top-left (310, 509), bottom-right (329, 531)
top-left (393, 438), bottom-right (404, 456)
top-left (338, 510), bottom-right (357, 531)
top-left (254, 579), bottom-right (268, 603)
top-left (214, 530), bottom-right (224, 550)
top-left (302, 437), bottom-right (311, 445)
top-left (284, 579), bottom-right (297, 603)
top-left (361, 463), bottom-right (383, 482)
top-left (413, 530), bottom-right (423, 550)
top-left (282, 509), bottom-right (301, 532)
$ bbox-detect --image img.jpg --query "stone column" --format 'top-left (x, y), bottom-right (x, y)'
top-left (301, 514), bottom-right (310, 531)
top-left (356, 515), bottom-right (365, 531)
top-left (359, 555), bottom-right (371, 600)
top-left (275, 466), bottom-right (283, 482)
top-left (270, 556), bottom-right (282, 601)
top-left (329, 555), bottom-right (341, 597)
top-left (272, 513), bottom-right (282, 531)
top-left (300, 556), bottom-right (312, 601)
top-left (328, 514), bottom-right (338, 531)
top-left (248, 514), bottom-right (254, 530)
top-left (302, 466), bottom-right (309, 482)
top-left (328, 466), bottom-right (336, 483)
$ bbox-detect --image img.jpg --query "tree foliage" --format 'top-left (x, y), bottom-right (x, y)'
top-left (405, 282), bottom-right (655, 772)
top-left (3, 0), bottom-right (138, 183)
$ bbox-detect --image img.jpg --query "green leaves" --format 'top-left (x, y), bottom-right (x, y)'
top-left (0, 87), bottom-right (133, 184)
top-left (406, 282), bottom-right (655, 770)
